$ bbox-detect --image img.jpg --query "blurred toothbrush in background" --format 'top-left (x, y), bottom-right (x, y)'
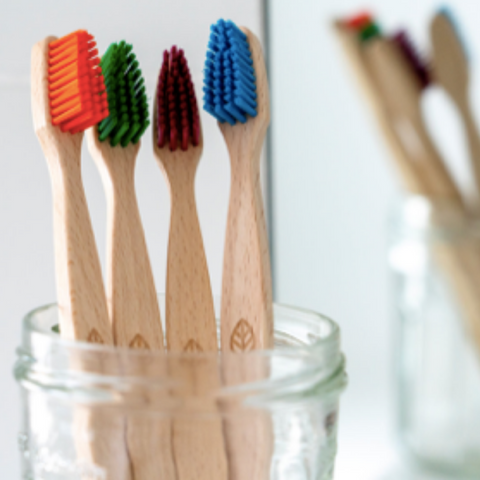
top-left (430, 7), bottom-right (480, 204)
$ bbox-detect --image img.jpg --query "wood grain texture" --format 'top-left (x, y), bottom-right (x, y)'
top-left (86, 131), bottom-right (164, 349)
top-left (220, 27), bottom-right (273, 352)
top-left (86, 129), bottom-right (176, 480)
top-left (219, 27), bottom-right (273, 480)
top-left (153, 83), bottom-right (228, 480)
top-left (430, 12), bottom-right (480, 200)
top-left (32, 37), bottom-right (130, 479)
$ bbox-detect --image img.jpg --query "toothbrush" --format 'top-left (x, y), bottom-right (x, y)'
top-left (364, 28), bottom-right (463, 204)
top-left (153, 46), bottom-right (228, 480)
top-left (333, 19), bottom-right (427, 194)
top-left (86, 41), bottom-right (176, 480)
top-left (203, 20), bottom-right (273, 355)
top-left (31, 32), bottom-right (130, 479)
top-left (203, 19), bottom-right (273, 480)
top-left (430, 9), bottom-right (480, 201)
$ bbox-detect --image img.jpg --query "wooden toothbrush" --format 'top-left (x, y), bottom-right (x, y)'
top-left (364, 32), bottom-right (463, 204)
top-left (86, 41), bottom-right (176, 480)
top-left (430, 9), bottom-right (480, 200)
top-left (203, 20), bottom-right (273, 480)
top-left (333, 19), bottom-right (428, 195)
top-left (31, 32), bottom-right (131, 479)
top-left (153, 46), bottom-right (228, 480)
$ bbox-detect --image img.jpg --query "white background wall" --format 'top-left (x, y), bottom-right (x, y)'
top-left (268, 0), bottom-right (480, 479)
top-left (0, 2), bottom-right (264, 476)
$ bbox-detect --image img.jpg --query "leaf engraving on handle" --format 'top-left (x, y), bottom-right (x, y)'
top-left (87, 328), bottom-right (104, 344)
top-left (183, 339), bottom-right (203, 352)
top-left (230, 319), bottom-right (255, 352)
top-left (129, 334), bottom-right (150, 350)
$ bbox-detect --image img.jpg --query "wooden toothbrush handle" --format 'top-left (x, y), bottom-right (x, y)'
top-left (107, 175), bottom-right (176, 480)
top-left (460, 99), bottom-right (480, 198)
top-left (220, 139), bottom-right (274, 480)
top-left (48, 153), bottom-right (112, 344)
top-left (47, 151), bottom-right (132, 479)
top-left (165, 175), bottom-right (217, 351)
top-left (164, 174), bottom-right (228, 480)
top-left (106, 169), bottom-right (164, 349)
top-left (221, 154), bottom-right (273, 352)
top-left (85, 139), bottom-right (176, 480)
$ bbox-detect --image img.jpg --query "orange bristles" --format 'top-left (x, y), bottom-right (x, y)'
top-left (346, 12), bottom-right (373, 30)
top-left (48, 30), bottom-right (109, 134)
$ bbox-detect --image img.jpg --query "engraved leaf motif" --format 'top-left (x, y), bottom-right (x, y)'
top-left (87, 328), bottom-right (104, 344)
top-left (230, 319), bottom-right (255, 352)
top-left (183, 339), bottom-right (203, 352)
top-left (129, 334), bottom-right (150, 350)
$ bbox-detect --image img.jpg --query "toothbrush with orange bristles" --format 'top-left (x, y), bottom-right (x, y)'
top-left (31, 31), bottom-right (130, 479)
top-left (153, 45), bottom-right (228, 480)
top-left (203, 19), bottom-right (273, 480)
top-left (86, 40), bottom-right (176, 480)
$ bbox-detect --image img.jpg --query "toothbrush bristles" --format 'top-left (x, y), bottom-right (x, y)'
top-left (392, 30), bottom-right (431, 89)
top-left (156, 46), bottom-right (200, 151)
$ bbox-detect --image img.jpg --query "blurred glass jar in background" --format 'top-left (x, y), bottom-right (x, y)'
top-left (14, 297), bottom-right (347, 480)
top-left (389, 196), bottom-right (480, 476)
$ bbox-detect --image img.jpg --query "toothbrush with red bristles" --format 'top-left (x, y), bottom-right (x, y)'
top-left (153, 45), bottom-right (228, 480)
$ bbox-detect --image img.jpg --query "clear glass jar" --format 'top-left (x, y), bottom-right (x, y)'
top-left (389, 196), bottom-right (480, 476)
top-left (14, 297), bottom-right (346, 480)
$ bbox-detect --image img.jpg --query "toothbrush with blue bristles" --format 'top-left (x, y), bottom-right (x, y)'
top-left (203, 19), bottom-right (273, 480)
top-left (204, 19), bottom-right (273, 354)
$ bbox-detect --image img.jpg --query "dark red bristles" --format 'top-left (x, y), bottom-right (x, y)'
top-left (156, 46), bottom-right (200, 151)
top-left (391, 30), bottom-right (431, 89)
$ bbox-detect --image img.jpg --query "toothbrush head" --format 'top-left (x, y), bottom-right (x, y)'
top-left (438, 6), bottom-right (470, 61)
top-left (156, 46), bottom-right (200, 151)
top-left (203, 19), bottom-right (258, 125)
top-left (48, 30), bottom-right (109, 134)
top-left (391, 30), bottom-right (431, 89)
top-left (97, 41), bottom-right (150, 147)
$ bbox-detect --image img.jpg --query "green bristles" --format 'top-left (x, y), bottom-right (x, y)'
top-left (98, 41), bottom-right (150, 147)
top-left (360, 22), bottom-right (382, 42)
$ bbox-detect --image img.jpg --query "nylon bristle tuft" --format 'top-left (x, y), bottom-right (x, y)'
top-left (392, 30), bottom-right (431, 89)
top-left (48, 30), bottom-right (109, 134)
top-left (203, 19), bottom-right (257, 125)
top-left (156, 46), bottom-right (200, 151)
top-left (97, 41), bottom-right (150, 147)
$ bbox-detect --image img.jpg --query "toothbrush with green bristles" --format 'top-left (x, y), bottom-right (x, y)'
top-left (86, 40), bottom-right (176, 480)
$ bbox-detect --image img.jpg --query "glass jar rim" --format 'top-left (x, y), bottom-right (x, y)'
top-left (15, 297), bottom-right (347, 407)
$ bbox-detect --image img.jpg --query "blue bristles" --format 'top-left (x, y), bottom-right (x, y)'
top-left (440, 6), bottom-right (470, 61)
top-left (203, 19), bottom-right (258, 124)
